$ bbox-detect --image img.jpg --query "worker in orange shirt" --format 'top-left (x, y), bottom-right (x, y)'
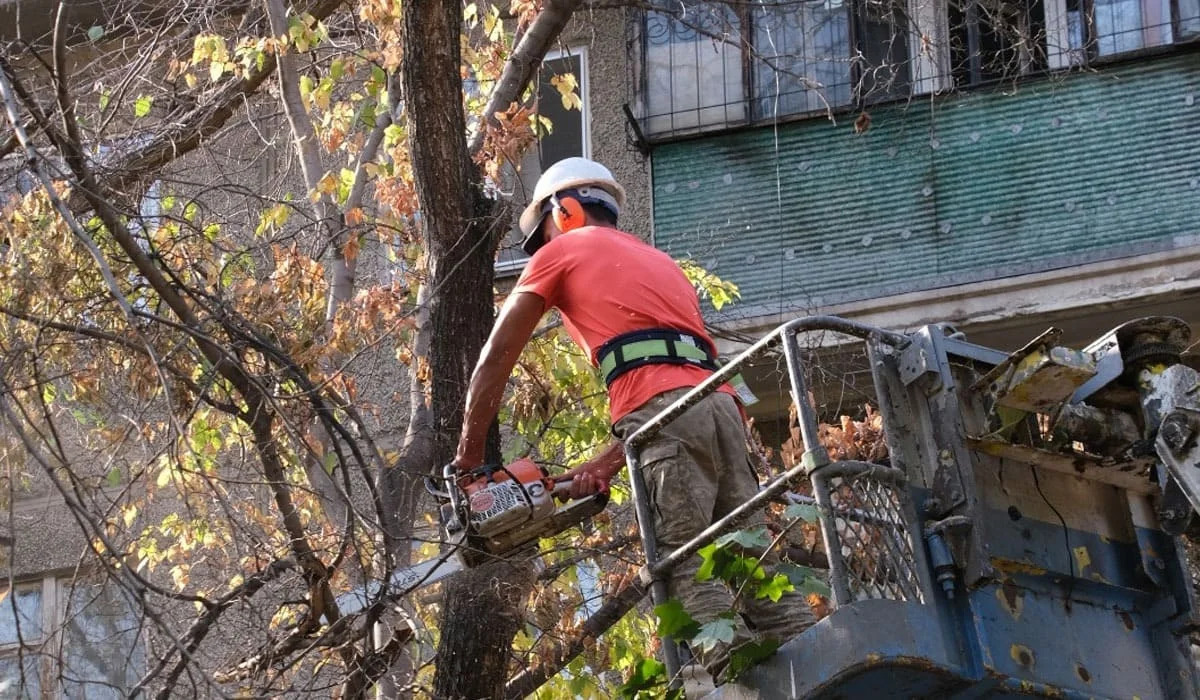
top-left (453, 157), bottom-right (814, 683)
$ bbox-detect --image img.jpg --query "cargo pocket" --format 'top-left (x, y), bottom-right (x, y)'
top-left (640, 439), bottom-right (709, 546)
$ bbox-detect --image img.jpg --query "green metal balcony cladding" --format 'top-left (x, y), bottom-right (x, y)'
top-left (650, 53), bottom-right (1200, 319)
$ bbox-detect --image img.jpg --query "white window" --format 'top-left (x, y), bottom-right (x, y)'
top-left (0, 577), bottom-right (145, 699)
top-left (496, 46), bottom-right (591, 276)
top-left (643, 3), bottom-right (746, 136)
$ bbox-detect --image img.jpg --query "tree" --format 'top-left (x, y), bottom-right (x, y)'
top-left (0, 0), bottom-right (624, 695)
top-left (0, 0), bottom-right (864, 695)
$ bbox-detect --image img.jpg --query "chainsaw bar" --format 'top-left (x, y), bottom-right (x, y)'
top-left (329, 462), bottom-right (608, 622)
top-left (334, 552), bottom-right (466, 619)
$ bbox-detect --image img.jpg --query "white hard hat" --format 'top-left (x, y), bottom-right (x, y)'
top-left (519, 157), bottom-right (626, 253)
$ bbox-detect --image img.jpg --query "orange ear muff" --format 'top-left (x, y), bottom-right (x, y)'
top-left (551, 195), bottom-right (586, 233)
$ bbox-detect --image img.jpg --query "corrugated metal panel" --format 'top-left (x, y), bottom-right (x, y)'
top-left (652, 54), bottom-right (1200, 317)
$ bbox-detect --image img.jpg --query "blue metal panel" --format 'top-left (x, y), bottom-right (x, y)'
top-left (651, 53), bottom-right (1200, 318)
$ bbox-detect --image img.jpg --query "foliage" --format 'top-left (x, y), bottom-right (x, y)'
top-left (0, 0), bottom-right (883, 692)
top-left (678, 259), bottom-right (741, 311)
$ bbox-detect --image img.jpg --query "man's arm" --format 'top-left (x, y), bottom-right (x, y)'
top-left (454, 291), bottom-right (546, 470)
top-left (561, 440), bottom-right (626, 499)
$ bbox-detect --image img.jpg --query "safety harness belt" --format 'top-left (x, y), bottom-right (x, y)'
top-left (596, 328), bottom-right (759, 405)
top-left (597, 328), bottom-right (718, 386)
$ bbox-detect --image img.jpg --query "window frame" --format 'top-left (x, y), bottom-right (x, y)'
top-left (635, 0), bottom-right (934, 138)
top-left (495, 44), bottom-right (592, 278)
top-left (1045, 0), bottom-right (1195, 65)
top-left (0, 577), bottom-right (58, 699)
top-left (0, 576), bottom-right (145, 700)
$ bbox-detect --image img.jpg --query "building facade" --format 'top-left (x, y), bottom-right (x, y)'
top-left (612, 0), bottom-right (1199, 361)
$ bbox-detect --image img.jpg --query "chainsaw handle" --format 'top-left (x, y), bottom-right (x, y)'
top-left (550, 478), bottom-right (575, 498)
top-left (548, 474), bottom-right (611, 503)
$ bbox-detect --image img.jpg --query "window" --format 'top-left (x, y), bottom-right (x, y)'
top-left (632, 0), bottom-right (1196, 139)
top-left (1061, 0), bottom-right (1198, 60)
top-left (635, 0), bottom-right (914, 139)
top-left (497, 47), bottom-right (590, 276)
top-left (0, 578), bottom-right (144, 699)
top-left (0, 584), bottom-right (44, 700)
top-left (643, 3), bottom-right (746, 135)
top-left (949, 0), bottom-right (1047, 86)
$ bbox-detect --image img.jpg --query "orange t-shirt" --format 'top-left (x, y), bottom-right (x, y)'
top-left (513, 225), bottom-right (734, 423)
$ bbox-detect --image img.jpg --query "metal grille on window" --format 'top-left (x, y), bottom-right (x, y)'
top-left (1065, 0), bottom-right (1198, 61)
top-left (948, 0), bottom-right (1048, 86)
top-left (753, 0), bottom-right (851, 118)
top-left (814, 463), bottom-right (926, 604)
top-left (643, 3), bottom-right (747, 137)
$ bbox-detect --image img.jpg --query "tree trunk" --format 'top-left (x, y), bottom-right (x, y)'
top-left (399, 0), bottom-right (524, 697)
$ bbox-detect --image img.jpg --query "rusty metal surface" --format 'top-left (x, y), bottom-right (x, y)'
top-left (966, 438), bottom-right (1158, 495)
top-left (986, 344), bottom-right (1097, 415)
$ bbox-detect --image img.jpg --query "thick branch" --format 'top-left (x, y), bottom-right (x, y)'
top-left (467, 0), bottom-right (584, 156)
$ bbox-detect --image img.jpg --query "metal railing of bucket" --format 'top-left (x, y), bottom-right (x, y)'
top-left (619, 316), bottom-right (919, 684)
top-left (811, 461), bottom-right (926, 605)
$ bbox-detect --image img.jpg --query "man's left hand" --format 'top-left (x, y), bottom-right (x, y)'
top-left (560, 456), bottom-right (621, 500)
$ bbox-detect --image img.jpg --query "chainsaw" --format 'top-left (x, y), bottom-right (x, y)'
top-left (333, 459), bottom-right (608, 618)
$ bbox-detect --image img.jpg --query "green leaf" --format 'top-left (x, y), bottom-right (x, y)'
top-left (755, 573), bottom-right (795, 602)
top-left (133, 95), bottom-right (153, 118)
top-left (776, 562), bottom-right (832, 598)
top-left (617, 657), bottom-right (667, 698)
top-left (798, 575), bottom-right (832, 598)
top-left (784, 502), bottom-right (820, 523)
top-left (653, 598), bottom-right (699, 640)
top-left (87, 25), bottom-right (104, 41)
top-left (691, 615), bottom-right (737, 654)
top-left (98, 90), bottom-right (111, 112)
top-left (726, 638), bottom-right (781, 680)
top-left (104, 467), bottom-right (122, 488)
top-left (715, 527), bottom-right (771, 551)
top-left (697, 539), bottom-right (767, 587)
top-left (695, 541), bottom-right (727, 582)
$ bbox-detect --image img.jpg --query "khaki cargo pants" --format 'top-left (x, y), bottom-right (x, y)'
top-left (614, 389), bottom-right (816, 682)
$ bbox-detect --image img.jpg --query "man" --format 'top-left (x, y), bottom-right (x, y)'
top-left (452, 157), bottom-right (814, 682)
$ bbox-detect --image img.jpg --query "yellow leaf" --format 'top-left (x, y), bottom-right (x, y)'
top-left (210, 60), bottom-right (224, 82)
top-left (316, 172), bottom-right (337, 194)
top-left (184, 72), bottom-right (197, 89)
top-left (550, 73), bottom-right (582, 111)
